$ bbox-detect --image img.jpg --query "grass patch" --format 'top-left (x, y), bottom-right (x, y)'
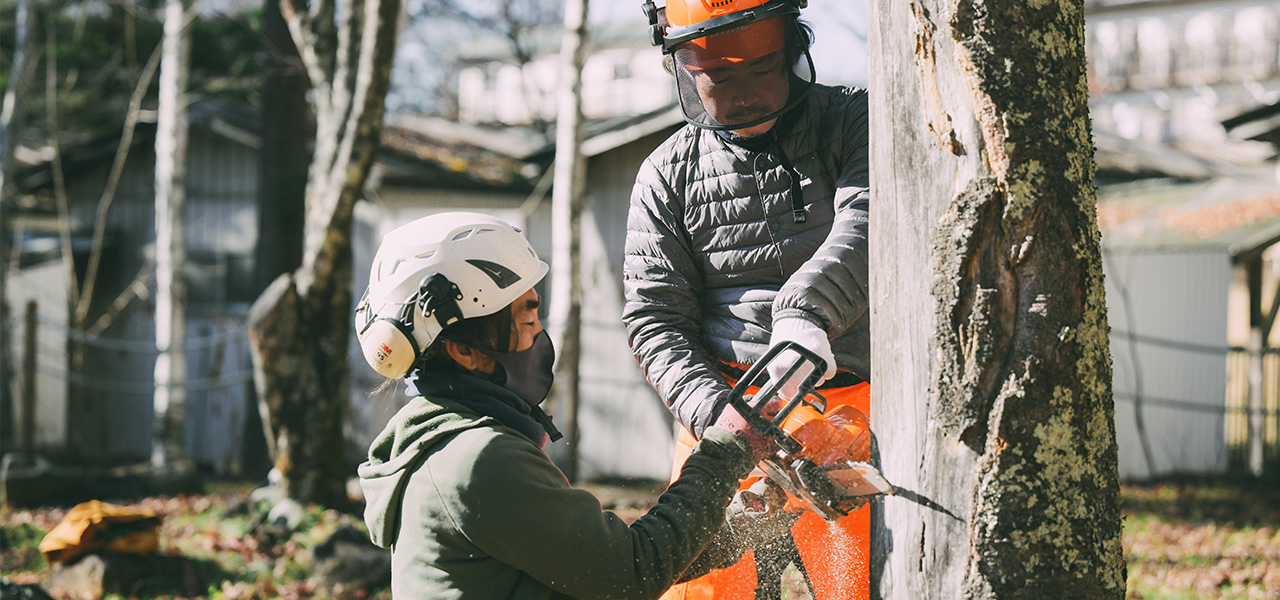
top-left (0, 520), bottom-right (49, 573)
top-left (1123, 479), bottom-right (1280, 599)
top-left (4, 477), bottom-right (1277, 599)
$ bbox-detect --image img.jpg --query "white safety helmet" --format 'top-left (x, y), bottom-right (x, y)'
top-left (354, 212), bottom-right (549, 379)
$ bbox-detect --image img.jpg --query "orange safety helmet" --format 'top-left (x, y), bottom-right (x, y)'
top-left (644, 0), bottom-right (805, 58)
top-left (643, 0), bottom-right (814, 132)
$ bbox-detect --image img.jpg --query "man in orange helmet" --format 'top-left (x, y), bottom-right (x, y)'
top-left (624, 1), bottom-right (872, 599)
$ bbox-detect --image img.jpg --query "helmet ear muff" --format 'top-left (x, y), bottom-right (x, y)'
top-left (359, 318), bottom-right (422, 380)
top-left (643, 0), bottom-right (667, 47)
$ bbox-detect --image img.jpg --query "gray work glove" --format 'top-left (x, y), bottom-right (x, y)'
top-left (725, 478), bottom-right (802, 547)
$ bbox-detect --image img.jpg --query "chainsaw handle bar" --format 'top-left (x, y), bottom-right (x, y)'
top-left (724, 341), bottom-right (829, 456)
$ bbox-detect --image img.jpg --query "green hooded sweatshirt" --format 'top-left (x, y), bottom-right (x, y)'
top-left (358, 388), bottom-right (755, 600)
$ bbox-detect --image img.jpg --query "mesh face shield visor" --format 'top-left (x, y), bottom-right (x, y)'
top-left (644, 0), bottom-right (814, 131)
top-left (672, 35), bottom-right (814, 131)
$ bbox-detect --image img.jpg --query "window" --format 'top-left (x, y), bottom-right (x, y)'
top-left (1090, 20), bottom-right (1127, 91)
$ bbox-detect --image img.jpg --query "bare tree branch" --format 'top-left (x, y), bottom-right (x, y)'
top-left (88, 261), bottom-right (154, 336)
top-left (251, 0), bottom-right (403, 505)
top-left (75, 45), bottom-right (164, 325)
top-left (280, 0), bottom-right (333, 107)
top-left (303, 0), bottom-right (399, 294)
top-left (332, 0), bottom-right (359, 134)
top-left (43, 13), bottom-right (80, 316)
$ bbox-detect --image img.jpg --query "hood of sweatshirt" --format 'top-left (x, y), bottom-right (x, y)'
top-left (357, 371), bottom-right (542, 549)
top-left (357, 394), bottom-right (474, 549)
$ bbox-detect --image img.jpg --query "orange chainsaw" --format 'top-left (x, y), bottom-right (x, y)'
top-left (727, 341), bottom-right (894, 522)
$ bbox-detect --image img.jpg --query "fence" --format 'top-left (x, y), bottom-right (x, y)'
top-left (1111, 326), bottom-right (1280, 476)
top-left (9, 314), bottom-right (1280, 476)
top-left (1225, 348), bottom-right (1280, 471)
top-left (2, 308), bottom-right (254, 471)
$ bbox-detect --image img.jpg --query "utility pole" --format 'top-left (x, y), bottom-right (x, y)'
top-left (153, 0), bottom-right (191, 468)
top-left (549, 0), bottom-right (589, 480)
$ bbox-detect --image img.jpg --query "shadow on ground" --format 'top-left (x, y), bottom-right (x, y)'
top-left (1122, 476), bottom-right (1280, 528)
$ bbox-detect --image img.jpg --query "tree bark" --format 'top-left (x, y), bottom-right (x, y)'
top-left (869, 1), bottom-right (1124, 598)
top-left (152, 0), bottom-right (191, 469)
top-left (0, 0), bottom-right (35, 456)
top-left (243, 0), bottom-right (312, 479)
top-left (546, 0), bottom-right (588, 481)
top-left (254, 0), bottom-right (311, 295)
top-left (248, 0), bottom-right (403, 507)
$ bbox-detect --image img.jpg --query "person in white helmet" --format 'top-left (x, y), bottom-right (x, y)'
top-left (354, 212), bottom-right (795, 600)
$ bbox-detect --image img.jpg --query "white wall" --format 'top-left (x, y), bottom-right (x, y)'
top-left (569, 208), bottom-right (674, 481)
top-left (1104, 248), bottom-right (1232, 480)
top-left (6, 259), bottom-right (69, 452)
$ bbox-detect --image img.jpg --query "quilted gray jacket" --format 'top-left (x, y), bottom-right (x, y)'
top-left (623, 83), bottom-right (869, 439)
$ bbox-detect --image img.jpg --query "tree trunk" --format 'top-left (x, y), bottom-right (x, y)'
top-left (869, 1), bottom-right (1124, 598)
top-left (1244, 258), bottom-right (1266, 477)
top-left (244, 0), bottom-right (312, 478)
top-left (248, 0), bottom-right (403, 507)
top-left (254, 0), bottom-right (310, 295)
top-left (547, 0), bottom-right (588, 481)
top-left (0, 0), bottom-right (35, 456)
top-left (152, 0), bottom-right (191, 469)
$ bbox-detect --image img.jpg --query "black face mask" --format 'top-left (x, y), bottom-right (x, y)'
top-left (482, 329), bottom-right (555, 408)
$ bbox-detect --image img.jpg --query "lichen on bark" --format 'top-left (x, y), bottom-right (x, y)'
top-left (925, 0), bottom-right (1125, 596)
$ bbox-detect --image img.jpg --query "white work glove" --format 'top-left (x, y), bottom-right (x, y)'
top-left (767, 317), bottom-right (837, 399)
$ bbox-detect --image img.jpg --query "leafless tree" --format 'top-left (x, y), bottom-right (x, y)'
top-left (247, 0), bottom-right (404, 506)
top-left (151, 0), bottom-right (192, 469)
top-left (546, 0), bottom-right (587, 482)
top-left (0, 0), bottom-right (36, 454)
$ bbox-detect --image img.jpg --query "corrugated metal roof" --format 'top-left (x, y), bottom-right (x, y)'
top-left (1098, 174), bottom-right (1280, 259)
top-left (1094, 129), bottom-right (1267, 183)
top-left (379, 114), bottom-right (539, 190)
top-left (7, 99), bottom-right (539, 209)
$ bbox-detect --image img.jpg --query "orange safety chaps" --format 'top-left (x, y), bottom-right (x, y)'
top-left (660, 382), bottom-right (871, 600)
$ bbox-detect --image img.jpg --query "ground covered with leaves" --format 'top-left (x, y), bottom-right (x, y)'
top-left (1, 481), bottom-right (386, 599)
top-left (2, 478), bottom-right (1278, 599)
top-left (1123, 479), bottom-right (1280, 600)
